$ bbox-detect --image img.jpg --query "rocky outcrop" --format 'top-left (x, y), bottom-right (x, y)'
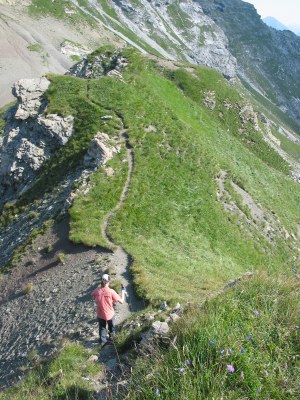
top-left (0, 78), bottom-right (74, 207)
top-left (60, 40), bottom-right (91, 58)
top-left (68, 50), bottom-right (128, 79)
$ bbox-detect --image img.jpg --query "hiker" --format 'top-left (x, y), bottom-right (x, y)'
top-left (91, 274), bottom-right (126, 346)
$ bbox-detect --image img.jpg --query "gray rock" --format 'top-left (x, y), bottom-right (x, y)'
top-left (160, 301), bottom-right (168, 310)
top-left (13, 78), bottom-right (50, 120)
top-left (0, 78), bottom-right (74, 207)
top-left (83, 132), bottom-right (120, 169)
top-left (151, 321), bottom-right (169, 337)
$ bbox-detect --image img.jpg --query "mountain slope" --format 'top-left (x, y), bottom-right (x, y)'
top-left (1, 0), bottom-right (300, 132)
top-left (0, 1), bottom-right (122, 106)
top-left (2, 47), bottom-right (299, 295)
top-left (0, 45), bottom-right (299, 397)
top-left (197, 0), bottom-right (300, 131)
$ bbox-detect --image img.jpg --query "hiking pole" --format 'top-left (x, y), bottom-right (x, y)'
top-left (111, 335), bottom-right (125, 376)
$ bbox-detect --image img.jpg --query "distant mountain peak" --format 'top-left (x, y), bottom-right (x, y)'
top-left (263, 16), bottom-right (289, 31)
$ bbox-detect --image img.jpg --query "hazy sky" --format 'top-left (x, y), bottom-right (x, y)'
top-left (243, 0), bottom-right (300, 26)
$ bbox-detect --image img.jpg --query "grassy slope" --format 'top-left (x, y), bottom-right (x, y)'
top-left (126, 273), bottom-right (299, 399)
top-left (67, 49), bottom-right (300, 303)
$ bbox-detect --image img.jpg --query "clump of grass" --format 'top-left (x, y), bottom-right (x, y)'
top-left (0, 101), bottom-right (15, 137)
top-left (70, 54), bottom-right (81, 62)
top-left (27, 43), bottom-right (43, 53)
top-left (23, 282), bottom-right (34, 294)
top-left (56, 252), bottom-right (66, 264)
top-left (107, 263), bottom-right (117, 276)
top-left (44, 244), bottom-right (52, 254)
top-left (126, 273), bottom-right (299, 399)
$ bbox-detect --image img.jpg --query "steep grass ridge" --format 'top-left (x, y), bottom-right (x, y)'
top-left (68, 48), bottom-right (300, 302)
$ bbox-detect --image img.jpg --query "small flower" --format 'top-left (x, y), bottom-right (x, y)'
top-left (264, 370), bottom-right (269, 376)
top-left (253, 310), bottom-right (259, 315)
top-left (226, 364), bottom-right (235, 373)
top-left (240, 349), bottom-right (245, 354)
top-left (209, 340), bottom-right (215, 345)
top-left (185, 359), bottom-right (191, 367)
top-left (246, 335), bottom-right (252, 340)
top-left (179, 367), bottom-right (185, 373)
top-left (154, 388), bottom-right (159, 395)
top-left (220, 349), bottom-right (225, 354)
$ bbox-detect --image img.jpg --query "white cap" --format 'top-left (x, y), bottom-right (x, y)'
top-left (102, 274), bottom-right (110, 282)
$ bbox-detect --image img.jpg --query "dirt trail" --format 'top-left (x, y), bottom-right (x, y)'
top-left (101, 130), bottom-right (144, 325)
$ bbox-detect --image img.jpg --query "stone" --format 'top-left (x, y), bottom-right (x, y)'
top-left (83, 132), bottom-right (120, 168)
top-left (160, 301), bottom-right (168, 310)
top-left (151, 321), bottom-right (169, 337)
top-left (88, 355), bottom-right (99, 363)
top-left (13, 78), bottom-right (51, 120)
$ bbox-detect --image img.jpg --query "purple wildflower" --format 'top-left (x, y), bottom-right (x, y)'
top-left (154, 388), bottom-right (159, 395)
top-left (246, 335), bottom-right (252, 340)
top-left (264, 370), bottom-right (269, 376)
top-left (209, 340), bottom-right (215, 345)
top-left (220, 349), bottom-right (225, 354)
top-left (240, 349), bottom-right (245, 354)
top-left (226, 364), bottom-right (235, 373)
top-left (179, 367), bottom-right (185, 373)
top-left (185, 359), bottom-right (191, 367)
top-left (253, 310), bottom-right (259, 315)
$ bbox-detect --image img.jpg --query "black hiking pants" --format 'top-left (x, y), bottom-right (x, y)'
top-left (98, 316), bottom-right (115, 345)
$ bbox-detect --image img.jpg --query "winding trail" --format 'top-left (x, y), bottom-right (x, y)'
top-left (86, 80), bottom-right (145, 322)
top-left (101, 127), bottom-right (144, 325)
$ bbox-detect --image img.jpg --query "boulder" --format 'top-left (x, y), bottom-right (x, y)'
top-left (84, 132), bottom-right (120, 168)
top-left (13, 78), bottom-right (51, 120)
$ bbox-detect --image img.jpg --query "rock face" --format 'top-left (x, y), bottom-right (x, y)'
top-left (0, 78), bottom-right (74, 207)
top-left (197, 0), bottom-right (300, 127)
top-left (69, 50), bottom-right (128, 79)
top-left (73, 0), bottom-right (237, 79)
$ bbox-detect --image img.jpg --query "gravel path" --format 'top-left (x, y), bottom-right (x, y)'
top-left (0, 218), bottom-right (109, 389)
